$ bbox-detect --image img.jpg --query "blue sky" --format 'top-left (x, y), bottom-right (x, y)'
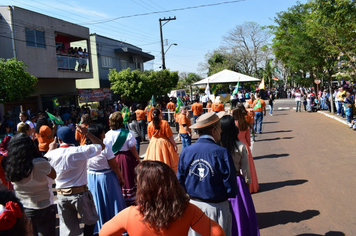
top-left (4, 0), bottom-right (308, 77)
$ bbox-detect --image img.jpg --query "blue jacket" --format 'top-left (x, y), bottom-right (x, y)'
top-left (177, 137), bottom-right (238, 202)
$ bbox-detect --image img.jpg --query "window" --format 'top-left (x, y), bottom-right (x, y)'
top-left (25, 28), bottom-right (46, 48)
top-left (120, 60), bottom-right (128, 69)
top-left (102, 56), bottom-right (113, 68)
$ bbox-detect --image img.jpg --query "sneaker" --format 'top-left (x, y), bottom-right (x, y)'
top-left (349, 126), bottom-right (353, 129)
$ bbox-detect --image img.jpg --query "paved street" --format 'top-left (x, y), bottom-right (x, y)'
top-left (251, 99), bottom-right (355, 236)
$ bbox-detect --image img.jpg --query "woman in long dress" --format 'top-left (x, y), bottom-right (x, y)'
top-left (144, 108), bottom-right (179, 173)
top-left (220, 115), bottom-right (260, 236)
top-left (86, 124), bottom-right (127, 234)
top-left (104, 112), bottom-right (141, 206)
top-left (232, 105), bottom-right (259, 193)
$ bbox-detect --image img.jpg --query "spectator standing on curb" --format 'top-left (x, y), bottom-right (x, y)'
top-left (295, 89), bottom-right (302, 112)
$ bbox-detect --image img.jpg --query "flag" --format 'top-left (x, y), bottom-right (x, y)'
top-left (122, 107), bottom-right (130, 125)
top-left (272, 76), bottom-right (279, 81)
top-left (147, 95), bottom-right (156, 112)
top-left (46, 111), bottom-right (64, 125)
top-left (205, 83), bottom-right (210, 98)
top-left (53, 97), bottom-right (59, 107)
top-left (232, 78), bottom-right (240, 96)
top-left (175, 97), bottom-right (184, 114)
top-left (258, 77), bottom-right (265, 90)
top-left (253, 99), bottom-right (261, 110)
top-left (251, 83), bottom-right (256, 92)
top-left (211, 84), bottom-right (217, 95)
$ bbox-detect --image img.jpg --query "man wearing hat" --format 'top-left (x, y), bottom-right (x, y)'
top-left (166, 98), bottom-right (176, 126)
top-left (177, 112), bottom-right (238, 236)
top-left (45, 126), bottom-right (105, 236)
top-left (211, 96), bottom-right (225, 112)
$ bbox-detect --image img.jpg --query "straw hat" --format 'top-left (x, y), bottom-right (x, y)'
top-left (215, 96), bottom-right (222, 103)
top-left (189, 111), bottom-right (225, 130)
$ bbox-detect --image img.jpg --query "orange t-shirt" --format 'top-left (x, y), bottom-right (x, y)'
top-left (252, 99), bottom-right (266, 112)
top-left (245, 108), bottom-right (255, 124)
top-left (75, 124), bottom-right (89, 145)
top-left (211, 102), bottom-right (224, 112)
top-left (167, 102), bottom-right (176, 111)
top-left (145, 107), bottom-right (153, 122)
top-left (135, 109), bottom-right (146, 121)
top-left (147, 120), bottom-right (173, 139)
top-left (99, 203), bottom-right (225, 236)
top-left (178, 113), bottom-right (191, 134)
top-left (36, 126), bottom-right (54, 151)
top-left (191, 102), bottom-right (203, 116)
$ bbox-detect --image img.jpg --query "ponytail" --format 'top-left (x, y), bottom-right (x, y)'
top-left (152, 108), bottom-right (161, 130)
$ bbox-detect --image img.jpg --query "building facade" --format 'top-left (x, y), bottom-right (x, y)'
top-left (0, 5), bottom-right (92, 119)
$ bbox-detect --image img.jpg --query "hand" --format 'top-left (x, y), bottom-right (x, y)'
top-left (76, 124), bottom-right (88, 135)
top-left (49, 137), bottom-right (59, 151)
top-left (118, 177), bottom-right (125, 187)
top-left (174, 145), bottom-right (178, 152)
top-left (188, 132), bottom-right (191, 137)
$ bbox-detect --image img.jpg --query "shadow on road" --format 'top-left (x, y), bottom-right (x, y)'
top-left (256, 137), bottom-right (294, 142)
top-left (296, 232), bottom-right (345, 236)
top-left (254, 153), bottom-right (289, 160)
top-left (263, 121), bottom-right (279, 124)
top-left (273, 113), bottom-right (288, 116)
top-left (258, 130), bottom-right (292, 134)
top-left (258, 179), bottom-right (308, 193)
top-left (256, 210), bottom-right (320, 229)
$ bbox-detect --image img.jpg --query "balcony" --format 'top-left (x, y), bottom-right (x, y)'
top-left (57, 55), bottom-right (89, 72)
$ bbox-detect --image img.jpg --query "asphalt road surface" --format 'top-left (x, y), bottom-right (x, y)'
top-left (251, 99), bottom-right (355, 236)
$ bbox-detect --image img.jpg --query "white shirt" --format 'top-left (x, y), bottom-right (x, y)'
top-left (295, 92), bottom-right (301, 101)
top-left (46, 144), bottom-right (102, 189)
top-left (13, 158), bottom-right (52, 209)
top-left (87, 141), bottom-right (115, 171)
top-left (105, 129), bottom-right (137, 152)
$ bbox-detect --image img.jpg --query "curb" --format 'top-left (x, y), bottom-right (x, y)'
top-left (317, 111), bottom-right (348, 126)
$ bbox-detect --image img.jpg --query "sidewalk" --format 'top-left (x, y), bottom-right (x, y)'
top-left (317, 110), bottom-right (349, 126)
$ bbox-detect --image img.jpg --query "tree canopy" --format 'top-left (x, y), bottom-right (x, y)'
top-left (0, 58), bottom-right (38, 103)
top-left (109, 68), bottom-right (179, 102)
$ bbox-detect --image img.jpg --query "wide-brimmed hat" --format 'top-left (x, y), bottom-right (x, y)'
top-left (190, 111), bottom-right (225, 130)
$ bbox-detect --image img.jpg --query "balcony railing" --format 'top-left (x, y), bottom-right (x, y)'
top-left (57, 55), bottom-right (89, 72)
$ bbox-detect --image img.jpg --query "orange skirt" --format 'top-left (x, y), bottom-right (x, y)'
top-left (144, 137), bottom-right (179, 173)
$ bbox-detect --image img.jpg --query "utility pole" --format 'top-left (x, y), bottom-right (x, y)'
top-left (159, 17), bottom-right (176, 70)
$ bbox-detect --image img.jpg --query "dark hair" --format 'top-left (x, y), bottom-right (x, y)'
top-left (35, 117), bottom-right (50, 134)
top-left (19, 112), bottom-right (28, 120)
top-left (0, 123), bottom-right (9, 140)
top-left (109, 112), bottom-right (123, 130)
top-left (128, 113), bottom-right (137, 124)
top-left (197, 126), bottom-right (214, 136)
top-left (4, 133), bottom-right (40, 182)
top-left (135, 161), bottom-right (189, 231)
top-left (220, 115), bottom-right (239, 154)
top-left (81, 114), bottom-right (92, 125)
top-left (86, 124), bottom-right (104, 145)
top-left (152, 108), bottom-right (161, 130)
top-left (0, 190), bottom-right (30, 236)
top-left (232, 105), bottom-right (249, 131)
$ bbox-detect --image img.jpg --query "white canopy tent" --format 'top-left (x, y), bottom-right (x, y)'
top-left (194, 69), bottom-right (260, 85)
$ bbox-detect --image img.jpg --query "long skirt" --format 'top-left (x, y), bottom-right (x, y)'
top-left (238, 130), bottom-right (259, 193)
top-left (87, 169), bottom-right (127, 234)
top-left (144, 137), bottom-right (179, 173)
top-left (115, 150), bottom-right (138, 206)
top-left (229, 175), bottom-right (260, 236)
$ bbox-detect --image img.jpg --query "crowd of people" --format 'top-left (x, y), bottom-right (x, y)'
top-left (56, 45), bottom-right (88, 71)
top-left (288, 85), bottom-right (356, 129)
top-left (0, 91), bottom-right (267, 236)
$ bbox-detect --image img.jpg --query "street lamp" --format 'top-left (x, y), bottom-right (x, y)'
top-left (162, 43), bottom-right (177, 69)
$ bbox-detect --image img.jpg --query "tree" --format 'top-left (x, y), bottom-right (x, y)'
top-left (222, 22), bottom-right (272, 76)
top-left (0, 58), bottom-right (38, 103)
top-left (109, 68), bottom-right (179, 102)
